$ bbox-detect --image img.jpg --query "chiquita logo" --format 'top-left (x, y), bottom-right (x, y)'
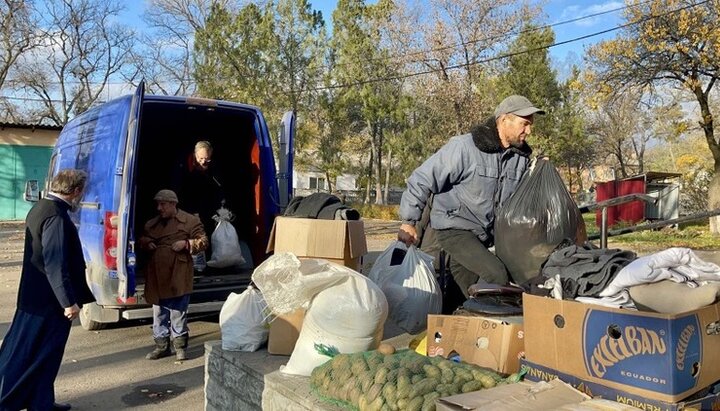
top-left (582, 310), bottom-right (701, 394)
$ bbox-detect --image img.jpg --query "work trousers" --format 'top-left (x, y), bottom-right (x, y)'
top-left (152, 294), bottom-right (191, 339)
top-left (435, 228), bottom-right (510, 297)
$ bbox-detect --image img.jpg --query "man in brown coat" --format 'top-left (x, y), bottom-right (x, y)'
top-left (139, 189), bottom-right (208, 360)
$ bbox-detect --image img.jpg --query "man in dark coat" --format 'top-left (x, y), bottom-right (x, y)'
top-left (179, 140), bottom-right (224, 240)
top-left (0, 169), bottom-right (94, 411)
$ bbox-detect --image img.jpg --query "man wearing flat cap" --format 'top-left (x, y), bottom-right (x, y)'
top-left (139, 189), bottom-right (208, 361)
top-left (397, 95), bottom-right (544, 311)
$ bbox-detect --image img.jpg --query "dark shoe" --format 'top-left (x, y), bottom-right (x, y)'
top-left (53, 403), bottom-right (72, 411)
top-left (173, 335), bottom-right (189, 361)
top-left (146, 337), bottom-right (171, 360)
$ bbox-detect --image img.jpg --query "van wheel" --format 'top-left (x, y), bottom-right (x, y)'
top-left (80, 303), bottom-right (107, 331)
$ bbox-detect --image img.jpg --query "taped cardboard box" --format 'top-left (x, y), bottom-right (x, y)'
top-left (522, 293), bottom-right (720, 403)
top-left (266, 217), bottom-right (367, 271)
top-left (426, 314), bottom-right (524, 374)
top-left (267, 308), bottom-right (305, 355)
top-left (521, 358), bottom-right (720, 411)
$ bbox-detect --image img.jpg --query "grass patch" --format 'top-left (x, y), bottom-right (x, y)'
top-left (582, 213), bottom-right (720, 251)
top-left (351, 203), bottom-right (400, 220)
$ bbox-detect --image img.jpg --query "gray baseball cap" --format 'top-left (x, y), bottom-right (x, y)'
top-left (154, 189), bottom-right (178, 203)
top-left (494, 95), bottom-right (545, 118)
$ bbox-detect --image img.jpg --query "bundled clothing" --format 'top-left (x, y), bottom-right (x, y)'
top-left (284, 193), bottom-right (360, 220)
top-left (0, 195), bottom-right (94, 410)
top-left (541, 244), bottom-right (637, 298)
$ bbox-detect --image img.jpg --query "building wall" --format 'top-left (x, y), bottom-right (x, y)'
top-left (0, 127), bottom-right (58, 220)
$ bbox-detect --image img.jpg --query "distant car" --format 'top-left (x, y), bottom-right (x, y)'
top-left (27, 83), bottom-right (295, 330)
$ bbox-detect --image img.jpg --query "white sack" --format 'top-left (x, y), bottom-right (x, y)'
top-left (219, 286), bottom-right (269, 351)
top-left (207, 219), bottom-right (245, 268)
top-left (252, 253), bottom-right (388, 376)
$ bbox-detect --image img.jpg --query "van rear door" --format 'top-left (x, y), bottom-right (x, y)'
top-left (117, 82), bottom-right (145, 303)
top-left (278, 111), bottom-right (295, 210)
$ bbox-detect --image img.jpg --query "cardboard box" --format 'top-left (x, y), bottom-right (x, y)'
top-left (267, 308), bottom-right (305, 355)
top-left (521, 359), bottom-right (720, 411)
top-left (266, 217), bottom-right (367, 271)
top-left (426, 314), bottom-right (524, 374)
top-left (523, 293), bottom-right (720, 403)
top-left (435, 378), bottom-right (592, 411)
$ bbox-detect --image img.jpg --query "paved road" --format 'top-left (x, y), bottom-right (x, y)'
top-left (0, 220), bottom-right (397, 411)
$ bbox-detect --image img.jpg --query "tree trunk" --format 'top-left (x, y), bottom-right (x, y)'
top-left (372, 124), bottom-right (384, 205)
top-left (364, 149), bottom-right (373, 204)
top-left (693, 84), bottom-right (720, 233)
top-left (325, 171), bottom-right (334, 193)
top-left (383, 147), bottom-right (392, 204)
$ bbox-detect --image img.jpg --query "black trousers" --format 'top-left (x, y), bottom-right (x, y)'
top-left (435, 228), bottom-right (510, 297)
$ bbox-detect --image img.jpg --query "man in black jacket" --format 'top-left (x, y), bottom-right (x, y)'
top-left (0, 169), bottom-right (94, 411)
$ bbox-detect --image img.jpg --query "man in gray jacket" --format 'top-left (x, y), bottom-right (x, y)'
top-left (398, 95), bottom-right (544, 300)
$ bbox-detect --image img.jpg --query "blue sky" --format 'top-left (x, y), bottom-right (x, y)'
top-left (120, 0), bottom-right (624, 65)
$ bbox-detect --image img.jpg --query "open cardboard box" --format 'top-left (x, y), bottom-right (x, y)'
top-left (426, 314), bottom-right (524, 374)
top-left (266, 216), bottom-right (367, 271)
top-left (523, 293), bottom-right (720, 403)
top-left (265, 217), bottom-right (368, 355)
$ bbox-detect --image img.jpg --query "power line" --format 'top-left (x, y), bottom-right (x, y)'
top-left (0, 0), bottom-right (708, 100)
top-left (309, 0), bottom-right (709, 91)
top-left (337, 0), bottom-right (655, 68)
top-left (4, 0), bottom-right (651, 88)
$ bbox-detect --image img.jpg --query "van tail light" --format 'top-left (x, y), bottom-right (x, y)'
top-left (103, 211), bottom-right (119, 270)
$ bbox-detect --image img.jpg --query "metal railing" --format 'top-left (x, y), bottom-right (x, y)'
top-left (579, 194), bottom-right (720, 248)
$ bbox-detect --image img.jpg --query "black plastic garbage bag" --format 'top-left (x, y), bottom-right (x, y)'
top-left (495, 159), bottom-right (587, 284)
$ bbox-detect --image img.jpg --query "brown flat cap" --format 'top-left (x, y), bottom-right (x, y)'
top-left (153, 189), bottom-right (178, 203)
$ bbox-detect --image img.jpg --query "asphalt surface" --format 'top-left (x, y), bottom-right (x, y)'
top-left (0, 220), bottom-right (398, 411)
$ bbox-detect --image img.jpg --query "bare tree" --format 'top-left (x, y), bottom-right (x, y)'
top-left (125, 0), bottom-right (230, 95)
top-left (14, 0), bottom-right (133, 125)
top-left (586, 90), bottom-right (652, 178)
top-left (0, 0), bottom-right (39, 89)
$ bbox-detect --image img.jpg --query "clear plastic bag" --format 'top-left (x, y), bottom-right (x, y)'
top-left (219, 285), bottom-right (270, 351)
top-left (495, 159), bottom-right (587, 284)
top-left (369, 241), bottom-right (442, 334)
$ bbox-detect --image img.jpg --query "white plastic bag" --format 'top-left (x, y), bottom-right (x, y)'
top-left (219, 286), bottom-right (269, 351)
top-left (207, 207), bottom-right (245, 268)
top-left (252, 253), bottom-right (388, 376)
top-left (369, 241), bottom-right (442, 334)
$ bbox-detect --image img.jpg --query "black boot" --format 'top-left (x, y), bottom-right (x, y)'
top-left (146, 337), bottom-right (171, 360)
top-left (173, 335), bottom-right (189, 360)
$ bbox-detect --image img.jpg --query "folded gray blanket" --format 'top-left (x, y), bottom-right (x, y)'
top-left (541, 244), bottom-right (637, 298)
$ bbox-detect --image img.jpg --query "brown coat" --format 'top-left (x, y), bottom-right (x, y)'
top-left (139, 209), bottom-right (208, 304)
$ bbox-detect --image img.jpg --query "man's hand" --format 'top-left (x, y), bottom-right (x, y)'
top-left (64, 304), bottom-right (80, 321)
top-left (398, 223), bottom-right (418, 246)
top-left (172, 240), bottom-right (187, 252)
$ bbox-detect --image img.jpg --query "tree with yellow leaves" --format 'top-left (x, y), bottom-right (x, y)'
top-left (586, 0), bottom-right (720, 231)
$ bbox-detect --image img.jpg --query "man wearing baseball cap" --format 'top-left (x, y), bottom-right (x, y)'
top-left (139, 189), bottom-right (208, 361)
top-left (397, 95), bottom-right (544, 312)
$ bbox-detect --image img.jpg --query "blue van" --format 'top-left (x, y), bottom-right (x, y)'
top-left (33, 84), bottom-right (294, 329)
